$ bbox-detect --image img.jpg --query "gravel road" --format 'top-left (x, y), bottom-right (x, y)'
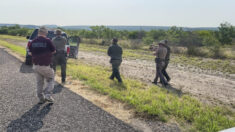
top-left (0, 48), bottom-right (138, 132)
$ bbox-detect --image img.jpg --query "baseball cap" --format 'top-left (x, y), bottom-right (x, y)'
top-left (38, 26), bottom-right (48, 34)
top-left (55, 29), bottom-right (62, 35)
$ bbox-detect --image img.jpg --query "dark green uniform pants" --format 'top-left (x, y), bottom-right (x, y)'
top-left (52, 53), bottom-right (67, 81)
top-left (162, 60), bottom-right (170, 81)
top-left (110, 60), bottom-right (122, 82)
top-left (154, 59), bottom-right (167, 85)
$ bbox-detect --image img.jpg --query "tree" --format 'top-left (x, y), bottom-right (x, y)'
top-left (0, 26), bottom-right (8, 34)
top-left (90, 26), bottom-right (106, 39)
top-left (217, 22), bottom-right (235, 45)
top-left (166, 26), bottom-right (184, 45)
top-left (147, 30), bottom-right (166, 40)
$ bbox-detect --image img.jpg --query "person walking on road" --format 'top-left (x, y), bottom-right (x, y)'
top-left (52, 29), bottom-right (68, 83)
top-left (29, 27), bottom-right (56, 104)
top-left (108, 38), bottom-right (123, 83)
top-left (152, 40), bottom-right (168, 86)
top-left (162, 40), bottom-right (171, 82)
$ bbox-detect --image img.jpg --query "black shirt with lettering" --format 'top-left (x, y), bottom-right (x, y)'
top-left (29, 36), bottom-right (55, 66)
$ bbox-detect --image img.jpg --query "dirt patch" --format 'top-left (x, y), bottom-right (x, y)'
top-left (78, 51), bottom-right (235, 108)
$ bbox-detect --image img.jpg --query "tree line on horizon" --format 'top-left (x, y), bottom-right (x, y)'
top-left (0, 22), bottom-right (234, 58)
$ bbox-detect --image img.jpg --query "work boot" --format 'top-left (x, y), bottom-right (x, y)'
top-left (62, 78), bottom-right (66, 84)
top-left (38, 98), bottom-right (46, 104)
top-left (45, 96), bottom-right (54, 103)
top-left (152, 81), bottom-right (158, 85)
top-left (109, 76), bottom-right (114, 80)
top-left (167, 78), bottom-right (171, 82)
top-left (118, 79), bottom-right (123, 83)
top-left (162, 82), bottom-right (169, 87)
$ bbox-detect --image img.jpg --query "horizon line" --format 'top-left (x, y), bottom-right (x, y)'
top-left (0, 23), bottom-right (219, 28)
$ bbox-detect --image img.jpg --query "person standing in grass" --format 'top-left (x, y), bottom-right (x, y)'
top-left (162, 40), bottom-right (171, 82)
top-left (52, 29), bottom-right (68, 84)
top-left (107, 38), bottom-right (123, 83)
top-left (152, 40), bottom-right (168, 86)
top-left (29, 26), bottom-right (56, 104)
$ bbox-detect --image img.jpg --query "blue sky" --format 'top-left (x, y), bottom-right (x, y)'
top-left (0, 0), bottom-right (234, 27)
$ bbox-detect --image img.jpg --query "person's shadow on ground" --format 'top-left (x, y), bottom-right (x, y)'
top-left (19, 63), bottom-right (34, 73)
top-left (52, 83), bottom-right (63, 94)
top-left (165, 84), bottom-right (183, 96)
top-left (7, 103), bottom-right (53, 132)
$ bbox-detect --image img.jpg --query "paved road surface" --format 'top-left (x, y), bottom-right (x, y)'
top-left (0, 48), bottom-right (138, 132)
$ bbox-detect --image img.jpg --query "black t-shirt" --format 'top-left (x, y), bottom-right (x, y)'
top-left (29, 36), bottom-right (55, 66)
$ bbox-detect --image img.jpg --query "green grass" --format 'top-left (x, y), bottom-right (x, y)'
top-left (0, 40), bottom-right (25, 56)
top-left (79, 43), bottom-right (235, 74)
top-left (1, 37), bottom-right (235, 132)
top-left (0, 35), bottom-right (27, 41)
top-left (66, 59), bottom-right (235, 132)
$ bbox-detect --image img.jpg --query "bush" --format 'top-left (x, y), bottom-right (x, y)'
top-left (187, 46), bottom-right (207, 57)
top-left (187, 46), bottom-right (198, 56)
top-left (130, 39), bottom-right (143, 49)
top-left (171, 46), bottom-right (187, 54)
top-left (101, 39), bottom-right (111, 46)
top-left (143, 37), bottom-right (154, 45)
top-left (209, 45), bottom-right (226, 59)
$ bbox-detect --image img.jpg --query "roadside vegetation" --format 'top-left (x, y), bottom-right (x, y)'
top-left (0, 40), bottom-right (25, 56)
top-left (1, 22), bottom-right (235, 59)
top-left (0, 34), bottom-right (26, 42)
top-left (79, 43), bottom-right (235, 74)
top-left (0, 34), bottom-right (234, 74)
top-left (0, 37), bottom-right (235, 132)
top-left (66, 60), bottom-right (235, 132)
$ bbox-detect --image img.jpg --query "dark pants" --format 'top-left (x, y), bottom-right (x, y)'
top-left (52, 53), bottom-right (67, 81)
top-left (154, 59), bottom-right (167, 85)
top-left (162, 61), bottom-right (170, 81)
top-left (110, 60), bottom-right (122, 82)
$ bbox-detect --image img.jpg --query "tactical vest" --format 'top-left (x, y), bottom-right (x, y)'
top-left (52, 36), bottom-right (67, 52)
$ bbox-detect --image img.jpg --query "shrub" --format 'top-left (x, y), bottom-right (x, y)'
top-left (130, 39), bottom-right (143, 49)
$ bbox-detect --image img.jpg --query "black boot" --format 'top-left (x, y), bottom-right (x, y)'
top-left (109, 73), bottom-right (114, 80)
top-left (62, 78), bottom-right (66, 84)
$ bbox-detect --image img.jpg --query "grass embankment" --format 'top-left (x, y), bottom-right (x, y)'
top-left (0, 35), bottom-right (26, 41)
top-left (79, 43), bottom-right (235, 74)
top-left (0, 40), bottom-right (25, 56)
top-left (1, 36), bottom-right (235, 131)
top-left (67, 60), bottom-right (235, 132)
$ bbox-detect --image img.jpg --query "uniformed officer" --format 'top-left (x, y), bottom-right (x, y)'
top-left (153, 40), bottom-right (168, 86)
top-left (162, 40), bottom-right (171, 82)
top-left (108, 38), bottom-right (123, 83)
top-left (52, 29), bottom-right (67, 83)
